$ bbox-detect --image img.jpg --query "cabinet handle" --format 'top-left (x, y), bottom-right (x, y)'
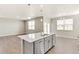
top-left (39, 41), bottom-right (42, 43)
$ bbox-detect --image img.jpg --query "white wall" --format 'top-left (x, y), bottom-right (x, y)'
top-left (0, 19), bottom-right (24, 36)
top-left (0, 4), bottom-right (26, 18)
top-left (0, 4), bottom-right (26, 36)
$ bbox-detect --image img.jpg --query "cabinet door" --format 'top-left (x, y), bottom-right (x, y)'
top-left (53, 34), bottom-right (56, 45)
top-left (35, 39), bottom-right (45, 54)
top-left (45, 35), bottom-right (53, 53)
top-left (45, 37), bottom-right (49, 52)
top-left (48, 35), bottom-right (53, 49)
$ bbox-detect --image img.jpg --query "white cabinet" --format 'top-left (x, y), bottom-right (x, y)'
top-left (35, 39), bottom-right (45, 54)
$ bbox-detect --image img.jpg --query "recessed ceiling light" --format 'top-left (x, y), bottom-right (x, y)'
top-left (27, 17), bottom-right (31, 19)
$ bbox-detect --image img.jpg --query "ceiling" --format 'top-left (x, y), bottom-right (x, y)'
top-left (0, 4), bottom-right (79, 19)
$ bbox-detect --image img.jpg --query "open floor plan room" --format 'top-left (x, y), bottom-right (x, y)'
top-left (0, 4), bottom-right (79, 54)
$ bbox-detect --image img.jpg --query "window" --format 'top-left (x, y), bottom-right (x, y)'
top-left (57, 19), bottom-right (73, 30)
top-left (28, 20), bottom-right (35, 30)
top-left (57, 20), bottom-right (64, 30)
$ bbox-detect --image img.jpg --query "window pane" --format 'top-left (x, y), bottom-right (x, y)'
top-left (64, 19), bottom-right (73, 24)
top-left (57, 25), bottom-right (63, 30)
top-left (28, 20), bottom-right (35, 30)
top-left (57, 19), bottom-right (73, 31)
top-left (57, 20), bottom-right (64, 25)
top-left (32, 21), bottom-right (35, 25)
top-left (65, 25), bottom-right (73, 30)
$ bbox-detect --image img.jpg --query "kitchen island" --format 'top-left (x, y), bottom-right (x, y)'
top-left (18, 33), bottom-right (55, 54)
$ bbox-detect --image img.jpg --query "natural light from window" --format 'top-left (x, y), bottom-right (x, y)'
top-left (44, 22), bottom-right (50, 34)
top-left (28, 20), bottom-right (35, 30)
top-left (57, 19), bottom-right (73, 31)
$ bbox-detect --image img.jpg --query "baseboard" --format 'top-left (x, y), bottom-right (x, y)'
top-left (56, 35), bottom-right (78, 40)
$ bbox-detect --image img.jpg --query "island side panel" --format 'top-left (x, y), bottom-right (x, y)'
top-left (23, 41), bottom-right (33, 54)
top-left (21, 39), bottom-right (24, 54)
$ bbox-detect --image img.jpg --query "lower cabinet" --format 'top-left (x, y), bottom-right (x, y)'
top-left (45, 37), bottom-right (49, 52)
top-left (35, 39), bottom-right (45, 54)
top-left (48, 35), bottom-right (53, 49)
top-left (45, 35), bottom-right (53, 53)
top-left (23, 34), bottom-right (54, 54)
top-left (35, 35), bottom-right (53, 54)
top-left (52, 34), bottom-right (56, 45)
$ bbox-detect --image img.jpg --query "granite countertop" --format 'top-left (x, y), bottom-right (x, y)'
top-left (18, 32), bottom-right (54, 43)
